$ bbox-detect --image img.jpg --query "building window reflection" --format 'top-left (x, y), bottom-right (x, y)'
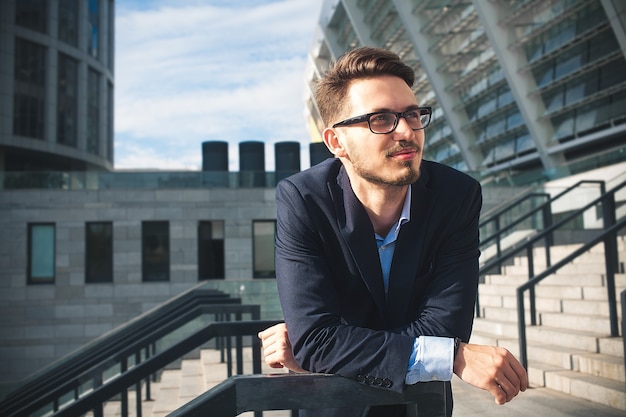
top-left (16, 0), bottom-right (47, 33)
top-left (142, 221), bottom-right (170, 282)
top-left (252, 220), bottom-right (276, 278)
top-left (87, 68), bottom-right (100, 155)
top-left (28, 223), bottom-right (55, 284)
top-left (14, 38), bottom-right (46, 139)
top-left (86, 222), bottom-right (113, 283)
top-left (58, 0), bottom-right (78, 46)
top-left (57, 53), bottom-right (78, 147)
top-left (198, 221), bottom-right (225, 280)
top-left (88, 0), bottom-right (99, 58)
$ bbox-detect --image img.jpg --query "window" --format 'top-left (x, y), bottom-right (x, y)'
top-left (58, 0), bottom-right (78, 46)
top-left (86, 222), bottom-right (113, 283)
top-left (107, 82), bottom-right (114, 163)
top-left (142, 221), bottom-right (169, 282)
top-left (28, 223), bottom-right (55, 284)
top-left (16, 0), bottom-right (47, 33)
top-left (88, 0), bottom-right (100, 58)
top-left (57, 53), bottom-right (78, 147)
top-left (198, 221), bottom-right (225, 280)
top-left (87, 69), bottom-right (100, 155)
top-left (253, 220), bottom-right (276, 278)
top-left (14, 38), bottom-right (46, 139)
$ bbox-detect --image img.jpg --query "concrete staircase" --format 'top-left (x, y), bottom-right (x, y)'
top-left (472, 239), bottom-right (626, 411)
top-left (99, 348), bottom-right (290, 417)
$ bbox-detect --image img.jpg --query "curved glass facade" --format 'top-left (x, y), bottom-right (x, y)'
top-left (0, 0), bottom-right (114, 173)
top-left (307, 0), bottom-right (626, 183)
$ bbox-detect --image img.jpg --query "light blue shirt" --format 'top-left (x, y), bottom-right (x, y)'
top-left (374, 187), bottom-right (454, 385)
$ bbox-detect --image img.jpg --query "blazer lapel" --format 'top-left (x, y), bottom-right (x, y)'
top-left (386, 168), bottom-right (435, 326)
top-left (329, 167), bottom-right (387, 315)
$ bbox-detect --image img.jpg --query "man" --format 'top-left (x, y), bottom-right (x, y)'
top-left (259, 46), bottom-right (527, 416)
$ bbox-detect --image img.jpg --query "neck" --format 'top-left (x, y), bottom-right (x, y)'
top-left (352, 181), bottom-right (407, 236)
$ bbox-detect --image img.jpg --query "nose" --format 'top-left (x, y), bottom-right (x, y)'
top-left (392, 116), bottom-right (415, 139)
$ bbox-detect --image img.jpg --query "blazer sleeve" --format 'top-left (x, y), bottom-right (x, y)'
top-left (274, 178), bottom-right (414, 393)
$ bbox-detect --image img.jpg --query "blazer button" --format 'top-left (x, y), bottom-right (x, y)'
top-left (356, 374), bottom-right (365, 383)
top-left (373, 378), bottom-right (383, 386)
top-left (365, 375), bottom-right (375, 385)
top-left (382, 378), bottom-right (393, 388)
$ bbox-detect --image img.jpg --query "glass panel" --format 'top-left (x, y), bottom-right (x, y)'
top-left (86, 222), bottom-right (113, 283)
top-left (552, 113), bottom-right (575, 140)
top-left (497, 88), bottom-right (513, 108)
top-left (107, 82), bottom-right (114, 162)
top-left (58, 0), bottom-right (78, 46)
top-left (515, 132), bottom-right (534, 153)
top-left (253, 220), bottom-right (275, 278)
top-left (29, 224), bottom-right (55, 283)
top-left (506, 110), bottom-right (523, 130)
top-left (198, 221), bottom-right (225, 280)
top-left (16, 0), bottom-right (47, 33)
top-left (544, 87), bottom-right (564, 112)
top-left (87, 69), bottom-right (100, 155)
top-left (600, 60), bottom-right (626, 90)
top-left (142, 221), bottom-right (169, 282)
top-left (57, 53), bottom-right (78, 147)
top-left (13, 38), bottom-right (46, 139)
top-left (88, 0), bottom-right (100, 58)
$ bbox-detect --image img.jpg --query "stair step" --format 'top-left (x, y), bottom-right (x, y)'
top-left (539, 311), bottom-right (612, 333)
top-left (543, 370), bottom-right (626, 411)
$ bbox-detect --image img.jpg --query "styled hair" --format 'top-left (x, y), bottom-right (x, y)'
top-left (315, 46), bottom-right (415, 127)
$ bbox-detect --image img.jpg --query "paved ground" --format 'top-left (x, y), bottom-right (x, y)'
top-left (451, 377), bottom-right (624, 417)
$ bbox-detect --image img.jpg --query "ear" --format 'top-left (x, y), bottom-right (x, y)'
top-left (322, 128), bottom-right (347, 158)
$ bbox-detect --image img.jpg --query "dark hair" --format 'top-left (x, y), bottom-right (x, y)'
top-left (315, 46), bottom-right (415, 127)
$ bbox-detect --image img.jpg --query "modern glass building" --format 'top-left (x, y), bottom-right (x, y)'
top-left (0, 0), bottom-right (115, 173)
top-left (305, 0), bottom-right (626, 183)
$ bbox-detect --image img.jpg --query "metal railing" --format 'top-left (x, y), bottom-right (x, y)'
top-left (168, 373), bottom-right (448, 417)
top-left (477, 180), bottom-right (625, 370)
top-left (0, 283), bottom-right (248, 417)
top-left (478, 180), bottom-right (606, 276)
top-left (476, 180), bottom-right (608, 317)
top-left (516, 217), bottom-right (625, 368)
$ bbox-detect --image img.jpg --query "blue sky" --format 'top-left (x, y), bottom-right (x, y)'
top-left (114, 0), bottom-right (322, 171)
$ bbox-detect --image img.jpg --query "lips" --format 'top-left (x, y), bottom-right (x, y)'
top-left (387, 145), bottom-right (420, 158)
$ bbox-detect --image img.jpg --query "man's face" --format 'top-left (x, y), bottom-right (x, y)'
top-left (332, 75), bottom-right (425, 188)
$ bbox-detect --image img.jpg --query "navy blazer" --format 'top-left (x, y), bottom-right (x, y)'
top-left (275, 158), bottom-right (481, 416)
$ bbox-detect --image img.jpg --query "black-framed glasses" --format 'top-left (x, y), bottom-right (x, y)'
top-left (332, 107), bottom-right (432, 134)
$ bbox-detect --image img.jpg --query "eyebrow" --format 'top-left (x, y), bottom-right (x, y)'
top-left (370, 104), bottom-right (421, 113)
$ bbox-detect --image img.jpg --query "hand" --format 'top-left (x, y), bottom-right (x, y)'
top-left (453, 343), bottom-right (528, 405)
top-left (258, 323), bottom-right (307, 373)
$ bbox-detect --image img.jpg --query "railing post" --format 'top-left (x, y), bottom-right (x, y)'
top-left (517, 288), bottom-right (528, 370)
top-left (494, 216), bottom-right (502, 274)
top-left (621, 289), bottom-right (626, 387)
top-left (602, 189), bottom-right (619, 337)
top-left (144, 345), bottom-right (152, 400)
top-left (542, 203), bottom-right (553, 267)
top-left (121, 357), bottom-right (129, 417)
top-left (135, 351), bottom-right (143, 417)
top-left (526, 246), bottom-right (537, 326)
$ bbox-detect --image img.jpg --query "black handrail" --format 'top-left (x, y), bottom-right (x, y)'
top-left (478, 179), bottom-right (625, 370)
top-left (1, 284), bottom-right (235, 406)
top-left (476, 180), bottom-right (621, 318)
top-left (478, 180), bottom-right (606, 275)
top-left (0, 287), bottom-right (246, 417)
top-left (48, 320), bottom-right (281, 417)
top-left (168, 373), bottom-right (448, 417)
top-left (516, 217), bottom-right (626, 368)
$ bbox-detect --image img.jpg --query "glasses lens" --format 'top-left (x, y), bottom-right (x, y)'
top-left (403, 109), bottom-right (430, 130)
top-left (368, 113), bottom-right (397, 133)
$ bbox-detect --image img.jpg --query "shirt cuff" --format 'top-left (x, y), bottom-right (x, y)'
top-left (405, 336), bottom-right (454, 385)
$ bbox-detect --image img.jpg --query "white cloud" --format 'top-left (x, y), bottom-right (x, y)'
top-left (114, 0), bottom-right (321, 171)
